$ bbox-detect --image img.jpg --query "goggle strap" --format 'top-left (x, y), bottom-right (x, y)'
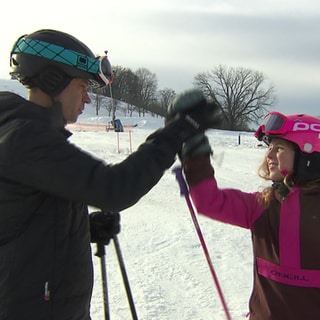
top-left (11, 38), bottom-right (100, 74)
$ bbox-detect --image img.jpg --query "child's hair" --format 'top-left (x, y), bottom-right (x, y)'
top-left (257, 157), bottom-right (275, 207)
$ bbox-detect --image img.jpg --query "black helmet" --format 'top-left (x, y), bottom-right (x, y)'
top-left (10, 29), bottom-right (112, 96)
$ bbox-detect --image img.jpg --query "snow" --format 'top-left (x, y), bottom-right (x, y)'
top-left (0, 79), bottom-right (270, 320)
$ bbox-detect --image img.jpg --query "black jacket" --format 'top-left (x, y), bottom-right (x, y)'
top-left (0, 92), bottom-right (178, 320)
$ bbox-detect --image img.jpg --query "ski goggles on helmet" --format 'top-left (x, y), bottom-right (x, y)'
top-left (255, 111), bottom-right (288, 141)
top-left (94, 54), bottom-right (114, 86)
top-left (11, 37), bottom-right (113, 86)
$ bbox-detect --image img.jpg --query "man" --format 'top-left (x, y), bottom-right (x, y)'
top-left (0, 29), bottom-right (218, 320)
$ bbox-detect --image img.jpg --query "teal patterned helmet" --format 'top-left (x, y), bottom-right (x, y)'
top-left (10, 29), bottom-right (112, 95)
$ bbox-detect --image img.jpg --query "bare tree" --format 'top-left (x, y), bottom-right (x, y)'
top-left (135, 68), bottom-right (158, 116)
top-left (194, 65), bottom-right (277, 130)
top-left (89, 90), bottom-right (104, 116)
top-left (158, 88), bottom-right (176, 115)
top-left (148, 99), bottom-right (167, 117)
top-left (109, 66), bottom-right (139, 105)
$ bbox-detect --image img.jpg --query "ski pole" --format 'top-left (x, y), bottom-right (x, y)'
top-left (113, 234), bottom-right (139, 320)
top-left (95, 243), bottom-right (110, 320)
top-left (172, 166), bottom-right (232, 320)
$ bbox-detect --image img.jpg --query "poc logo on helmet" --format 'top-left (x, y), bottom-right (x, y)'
top-left (293, 123), bottom-right (320, 132)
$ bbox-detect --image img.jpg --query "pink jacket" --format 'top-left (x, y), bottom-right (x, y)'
top-left (190, 178), bottom-right (264, 229)
top-left (189, 177), bottom-right (320, 320)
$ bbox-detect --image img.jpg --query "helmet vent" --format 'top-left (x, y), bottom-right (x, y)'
top-left (303, 143), bottom-right (313, 153)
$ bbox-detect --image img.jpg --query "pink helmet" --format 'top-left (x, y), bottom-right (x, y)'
top-left (255, 111), bottom-right (320, 154)
top-left (255, 111), bottom-right (320, 184)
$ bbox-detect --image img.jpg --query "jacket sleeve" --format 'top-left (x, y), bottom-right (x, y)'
top-left (184, 155), bottom-right (264, 229)
top-left (0, 121), bottom-right (178, 212)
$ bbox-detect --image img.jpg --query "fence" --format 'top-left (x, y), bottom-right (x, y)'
top-left (66, 122), bottom-right (134, 154)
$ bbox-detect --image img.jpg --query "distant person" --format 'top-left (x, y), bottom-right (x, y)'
top-left (179, 110), bottom-right (320, 320)
top-left (113, 118), bottom-right (124, 132)
top-left (0, 29), bottom-right (219, 320)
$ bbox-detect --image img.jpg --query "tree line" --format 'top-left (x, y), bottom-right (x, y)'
top-left (89, 64), bottom-right (277, 131)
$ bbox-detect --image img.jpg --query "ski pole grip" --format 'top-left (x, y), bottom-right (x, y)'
top-left (172, 166), bottom-right (189, 196)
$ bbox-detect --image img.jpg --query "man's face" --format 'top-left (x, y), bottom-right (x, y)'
top-left (55, 78), bottom-right (91, 124)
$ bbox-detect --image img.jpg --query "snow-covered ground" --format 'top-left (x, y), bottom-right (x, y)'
top-left (74, 104), bottom-right (269, 320)
top-left (1, 79), bottom-right (270, 320)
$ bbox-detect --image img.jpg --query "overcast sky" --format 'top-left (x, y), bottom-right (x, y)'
top-left (1, 0), bottom-right (319, 115)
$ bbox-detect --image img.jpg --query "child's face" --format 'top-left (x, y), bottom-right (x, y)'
top-left (265, 138), bottom-right (296, 181)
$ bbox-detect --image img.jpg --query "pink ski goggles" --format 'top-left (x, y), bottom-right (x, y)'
top-left (255, 111), bottom-right (288, 141)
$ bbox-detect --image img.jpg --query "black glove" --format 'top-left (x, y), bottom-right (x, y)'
top-left (146, 89), bottom-right (221, 150)
top-left (180, 132), bottom-right (212, 162)
top-left (166, 88), bottom-right (221, 130)
top-left (89, 211), bottom-right (120, 245)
